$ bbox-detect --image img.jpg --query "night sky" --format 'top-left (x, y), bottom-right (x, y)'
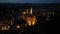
top-left (0, 0), bottom-right (60, 3)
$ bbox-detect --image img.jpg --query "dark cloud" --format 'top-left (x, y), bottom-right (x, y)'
top-left (0, 0), bottom-right (60, 3)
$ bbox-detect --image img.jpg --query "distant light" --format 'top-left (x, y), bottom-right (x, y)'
top-left (28, 21), bottom-right (31, 26)
top-left (26, 15), bottom-right (37, 26)
top-left (16, 25), bottom-right (20, 29)
top-left (32, 17), bottom-right (36, 26)
top-left (23, 12), bottom-right (26, 15)
top-left (32, 21), bottom-right (35, 26)
top-left (53, 12), bottom-right (54, 15)
top-left (30, 7), bottom-right (33, 14)
top-left (1, 26), bottom-right (10, 30)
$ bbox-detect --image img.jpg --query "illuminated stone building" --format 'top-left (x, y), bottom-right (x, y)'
top-left (21, 7), bottom-right (37, 26)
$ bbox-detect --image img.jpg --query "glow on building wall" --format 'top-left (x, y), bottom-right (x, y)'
top-left (21, 7), bottom-right (37, 26)
top-left (32, 16), bottom-right (36, 26)
top-left (26, 16), bottom-right (37, 26)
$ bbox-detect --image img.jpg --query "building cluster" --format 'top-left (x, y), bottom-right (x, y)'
top-left (0, 7), bottom-right (54, 31)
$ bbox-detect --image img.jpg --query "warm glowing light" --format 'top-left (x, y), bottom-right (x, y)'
top-left (32, 17), bottom-right (36, 26)
top-left (36, 20), bottom-right (37, 23)
top-left (5, 26), bottom-right (10, 30)
top-left (1, 27), bottom-right (5, 30)
top-left (30, 7), bottom-right (33, 14)
top-left (1, 26), bottom-right (10, 30)
top-left (23, 12), bottom-right (26, 15)
top-left (27, 19), bottom-right (31, 26)
top-left (32, 21), bottom-right (35, 25)
top-left (16, 25), bottom-right (20, 29)
top-left (26, 16), bottom-right (37, 26)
